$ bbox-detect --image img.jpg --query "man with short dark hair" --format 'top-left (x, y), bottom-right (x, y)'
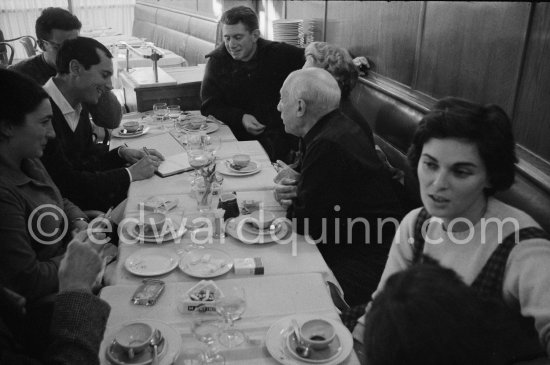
top-left (10, 7), bottom-right (121, 130)
top-left (41, 37), bottom-right (163, 211)
top-left (200, 5), bottom-right (304, 163)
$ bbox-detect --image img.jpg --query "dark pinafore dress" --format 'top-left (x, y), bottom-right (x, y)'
top-left (412, 208), bottom-right (550, 363)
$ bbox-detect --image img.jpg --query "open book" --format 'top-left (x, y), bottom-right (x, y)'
top-left (156, 152), bottom-right (193, 177)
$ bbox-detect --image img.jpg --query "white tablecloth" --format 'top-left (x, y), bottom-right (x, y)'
top-left (99, 274), bottom-right (359, 365)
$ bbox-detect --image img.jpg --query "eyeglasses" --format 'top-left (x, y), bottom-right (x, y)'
top-left (41, 39), bottom-right (63, 50)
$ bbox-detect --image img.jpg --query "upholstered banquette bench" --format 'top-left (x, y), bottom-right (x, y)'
top-left (131, 1), bottom-right (219, 66)
top-left (350, 74), bottom-right (550, 233)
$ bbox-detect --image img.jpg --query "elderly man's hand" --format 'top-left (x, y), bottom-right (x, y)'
top-left (242, 114), bottom-right (266, 135)
top-left (58, 238), bottom-right (102, 293)
top-left (120, 147), bottom-right (164, 164)
top-left (274, 177), bottom-right (298, 209)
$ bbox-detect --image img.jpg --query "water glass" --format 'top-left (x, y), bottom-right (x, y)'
top-left (168, 105), bottom-right (181, 122)
top-left (153, 102), bottom-right (168, 127)
top-left (216, 287), bottom-right (246, 348)
top-left (191, 313), bottom-right (225, 364)
top-left (173, 348), bottom-right (206, 365)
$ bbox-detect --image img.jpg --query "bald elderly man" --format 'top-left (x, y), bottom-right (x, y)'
top-left (275, 68), bottom-right (405, 306)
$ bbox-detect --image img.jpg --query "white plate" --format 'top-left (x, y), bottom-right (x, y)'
top-left (266, 315), bottom-right (353, 365)
top-left (101, 319), bottom-right (181, 365)
top-left (124, 220), bottom-right (187, 244)
top-left (227, 161), bottom-right (259, 173)
top-left (178, 248), bottom-right (233, 278)
top-left (124, 248), bottom-right (180, 276)
top-left (226, 215), bottom-right (290, 244)
top-left (113, 126), bottom-right (150, 138)
top-left (287, 332), bottom-right (342, 363)
top-left (241, 219), bottom-right (283, 236)
top-left (217, 160), bottom-right (261, 176)
top-left (181, 121), bottom-right (219, 134)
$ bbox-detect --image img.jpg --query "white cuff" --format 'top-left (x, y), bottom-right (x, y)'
top-left (125, 167), bottom-right (132, 182)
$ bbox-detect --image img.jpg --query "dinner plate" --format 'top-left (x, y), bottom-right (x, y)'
top-left (217, 160), bottom-right (261, 176)
top-left (101, 319), bottom-right (181, 365)
top-left (113, 126), bottom-right (150, 138)
top-left (125, 248), bottom-right (180, 276)
top-left (123, 220), bottom-right (186, 244)
top-left (178, 248), bottom-right (233, 278)
top-left (227, 161), bottom-right (259, 173)
top-left (266, 315), bottom-right (353, 365)
top-left (226, 215), bottom-right (290, 244)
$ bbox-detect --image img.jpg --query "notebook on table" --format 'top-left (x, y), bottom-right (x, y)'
top-left (156, 152), bottom-right (193, 177)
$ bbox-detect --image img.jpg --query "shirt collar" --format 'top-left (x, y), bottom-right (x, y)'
top-left (43, 77), bottom-right (82, 116)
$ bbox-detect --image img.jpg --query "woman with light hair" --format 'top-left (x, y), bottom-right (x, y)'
top-left (303, 42), bottom-right (372, 141)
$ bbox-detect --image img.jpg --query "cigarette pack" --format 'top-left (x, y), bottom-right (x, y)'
top-left (234, 257), bottom-right (264, 275)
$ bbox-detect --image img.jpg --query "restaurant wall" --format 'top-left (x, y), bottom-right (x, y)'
top-left (263, 0), bottom-right (550, 180)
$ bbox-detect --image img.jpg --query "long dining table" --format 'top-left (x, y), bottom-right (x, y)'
top-left (100, 112), bottom-right (360, 365)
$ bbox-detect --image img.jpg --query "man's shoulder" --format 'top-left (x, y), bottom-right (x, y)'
top-left (9, 55), bottom-right (53, 85)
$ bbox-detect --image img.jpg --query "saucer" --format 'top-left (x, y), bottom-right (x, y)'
top-left (106, 332), bottom-right (166, 365)
top-left (182, 121), bottom-right (219, 134)
top-left (120, 125), bottom-right (144, 135)
top-left (265, 315), bottom-right (353, 365)
top-left (287, 332), bottom-right (341, 363)
top-left (226, 215), bottom-right (291, 245)
top-left (102, 320), bottom-right (181, 365)
top-left (241, 221), bottom-right (283, 236)
top-left (125, 220), bottom-right (186, 244)
top-left (218, 160), bottom-right (261, 176)
top-left (179, 248), bottom-right (233, 278)
top-left (228, 161), bottom-right (259, 173)
top-left (114, 126), bottom-right (150, 138)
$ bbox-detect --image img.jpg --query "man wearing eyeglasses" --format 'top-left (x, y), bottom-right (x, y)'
top-left (10, 7), bottom-right (121, 130)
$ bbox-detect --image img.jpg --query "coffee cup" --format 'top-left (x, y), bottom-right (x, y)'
top-left (300, 319), bottom-right (336, 350)
top-left (232, 154), bottom-right (251, 168)
top-left (113, 322), bottom-right (154, 359)
top-left (140, 212), bottom-right (166, 233)
top-left (249, 210), bottom-right (275, 229)
top-left (122, 121), bottom-right (140, 133)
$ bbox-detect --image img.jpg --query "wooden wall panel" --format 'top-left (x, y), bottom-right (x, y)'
top-left (325, 1), bottom-right (421, 86)
top-left (416, 2), bottom-right (530, 116)
top-left (513, 3), bottom-right (550, 163)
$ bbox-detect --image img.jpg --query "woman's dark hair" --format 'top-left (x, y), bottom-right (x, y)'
top-left (220, 6), bottom-right (259, 32)
top-left (0, 69), bottom-right (49, 129)
top-left (363, 259), bottom-right (502, 365)
top-left (56, 36), bottom-right (112, 74)
top-left (407, 97), bottom-right (517, 195)
top-left (36, 7), bottom-right (82, 44)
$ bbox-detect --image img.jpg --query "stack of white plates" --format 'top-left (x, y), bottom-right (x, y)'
top-left (273, 19), bottom-right (304, 47)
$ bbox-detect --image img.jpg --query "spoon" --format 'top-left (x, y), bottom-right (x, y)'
top-left (291, 319), bottom-right (311, 358)
top-left (150, 329), bottom-right (164, 365)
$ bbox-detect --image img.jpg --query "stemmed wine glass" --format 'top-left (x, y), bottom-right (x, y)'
top-left (216, 287), bottom-right (247, 348)
top-left (191, 311), bottom-right (225, 364)
top-left (203, 135), bottom-right (222, 160)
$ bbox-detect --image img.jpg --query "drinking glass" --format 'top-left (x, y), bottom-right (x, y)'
top-left (216, 287), bottom-right (246, 348)
top-left (204, 136), bottom-right (222, 160)
top-left (168, 105), bottom-right (181, 123)
top-left (173, 347), bottom-right (206, 365)
top-left (191, 312), bottom-right (225, 364)
top-left (153, 102), bottom-right (168, 128)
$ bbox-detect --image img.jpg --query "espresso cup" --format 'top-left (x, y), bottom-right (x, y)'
top-left (122, 121), bottom-right (140, 133)
top-left (300, 319), bottom-right (336, 350)
top-left (141, 212), bottom-right (166, 233)
top-left (113, 322), bottom-right (154, 359)
top-left (232, 154), bottom-right (250, 168)
top-left (249, 210), bottom-right (275, 229)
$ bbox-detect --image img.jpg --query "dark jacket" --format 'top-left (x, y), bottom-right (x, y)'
top-left (200, 38), bottom-right (304, 162)
top-left (0, 288), bottom-right (110, 364)
top-left (41, 99), bottom-right (130, 211)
